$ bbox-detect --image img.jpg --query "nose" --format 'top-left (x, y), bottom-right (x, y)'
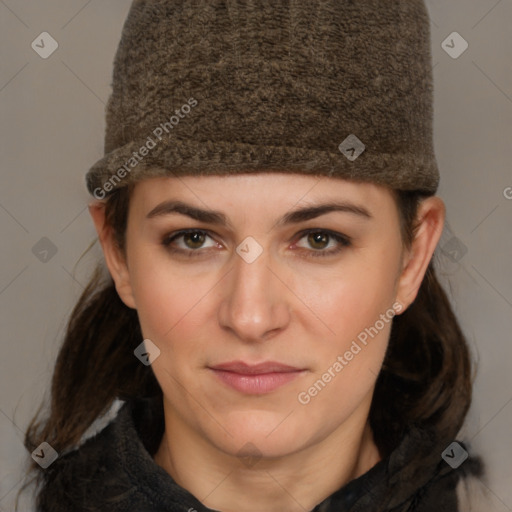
top-left (217, 242), bottom-right (291, 343)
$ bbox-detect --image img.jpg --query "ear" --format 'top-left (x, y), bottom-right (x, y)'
top-left (88, 201), bottom-right (137, 309)
top-left (395, 196), bottom-right (445, 312)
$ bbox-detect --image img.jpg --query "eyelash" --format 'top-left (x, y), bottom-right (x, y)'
top-left (161, 228), bottom-right (351, 259)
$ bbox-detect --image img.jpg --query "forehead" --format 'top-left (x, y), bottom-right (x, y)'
top-left (129, 172), bottom-right (394, 211)
top-left (122, 174), bottom-right (404, 242)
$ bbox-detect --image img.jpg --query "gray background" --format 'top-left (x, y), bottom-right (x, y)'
top-left (1, 1), bottom-right (511, 510)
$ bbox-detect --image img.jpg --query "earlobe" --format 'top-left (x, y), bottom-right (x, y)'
top-left (395, 196), bottom-right (445, 312)
top-left (88, 201), bottom-right (137, 309)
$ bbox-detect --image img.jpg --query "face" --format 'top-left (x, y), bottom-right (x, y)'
top-left (106, 173), bottom-right (412, 459)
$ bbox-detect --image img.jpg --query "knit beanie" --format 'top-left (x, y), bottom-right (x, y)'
top-left (86, 0), bottom-right (439, 200)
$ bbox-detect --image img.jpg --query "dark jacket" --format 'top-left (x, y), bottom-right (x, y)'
top-left (37, 396), bottom-right (489, 511)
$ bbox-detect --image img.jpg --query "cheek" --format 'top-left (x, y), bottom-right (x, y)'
top-left (308, 256), bottom-right (399, 342)
top-left (298, 248), bottom-right (400, 390)
top-left (127, 249), bottom-right (218, 362)
top-left (125, 244), bottom-right (176, 330)
top-left (297, 275), bottom-right (395, 423)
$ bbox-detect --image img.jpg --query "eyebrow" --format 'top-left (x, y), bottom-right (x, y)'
top-left (146, 199), bottom-right (372, 228)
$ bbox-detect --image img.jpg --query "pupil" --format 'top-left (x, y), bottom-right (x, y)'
top-left (310, 232), bottom-right (327, 249)
top-left (187, 232), bottom-right (204, 248)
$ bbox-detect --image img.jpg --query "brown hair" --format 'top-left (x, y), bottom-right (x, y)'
top-left (19, 185), bottom-right (473, 509)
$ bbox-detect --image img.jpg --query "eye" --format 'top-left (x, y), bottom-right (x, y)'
top-left (293, 229), bottom-right (351, 258)
top-left (162, 229), bottom-right (218, 256)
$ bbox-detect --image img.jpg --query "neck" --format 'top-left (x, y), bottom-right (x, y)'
top-left (154, 398), bottom-right (381, 512)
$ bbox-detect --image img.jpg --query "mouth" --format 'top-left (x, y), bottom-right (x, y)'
top-left (208, 361), bottom-right (307, 395)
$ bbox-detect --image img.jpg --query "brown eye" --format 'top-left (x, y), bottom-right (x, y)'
top-left (295, 229), bottom-right (351, 258)
top-left (182, 231), bottom-right (207, 249)
top-left (162, 229), bottom-right (217, 255)
top-left (307, 232), bottom-right (330, 250)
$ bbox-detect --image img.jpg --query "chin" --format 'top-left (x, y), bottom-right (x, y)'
top-left (206, 412), bottom-right (309, 461)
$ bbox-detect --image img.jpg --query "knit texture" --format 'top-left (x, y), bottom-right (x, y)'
top-left (85, 0), bottom-right (440, 198)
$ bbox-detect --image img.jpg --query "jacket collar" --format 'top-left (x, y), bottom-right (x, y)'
top-left (99, 395), bottom-right (472, 511)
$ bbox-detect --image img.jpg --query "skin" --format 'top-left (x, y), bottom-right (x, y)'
top-left (89, 172), bottom-right (445, 512)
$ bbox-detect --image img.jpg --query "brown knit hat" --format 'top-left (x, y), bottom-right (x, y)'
top-left (86, 0), bottom-right (439, 199)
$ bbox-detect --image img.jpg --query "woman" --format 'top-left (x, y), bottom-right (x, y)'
top-left (22, 1), bottom-right (491, 510)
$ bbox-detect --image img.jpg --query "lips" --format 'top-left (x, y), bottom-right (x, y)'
top-left (210, 361), bottom-right (302, 374)
top-left (208, 360), bottom-right (306, 394)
